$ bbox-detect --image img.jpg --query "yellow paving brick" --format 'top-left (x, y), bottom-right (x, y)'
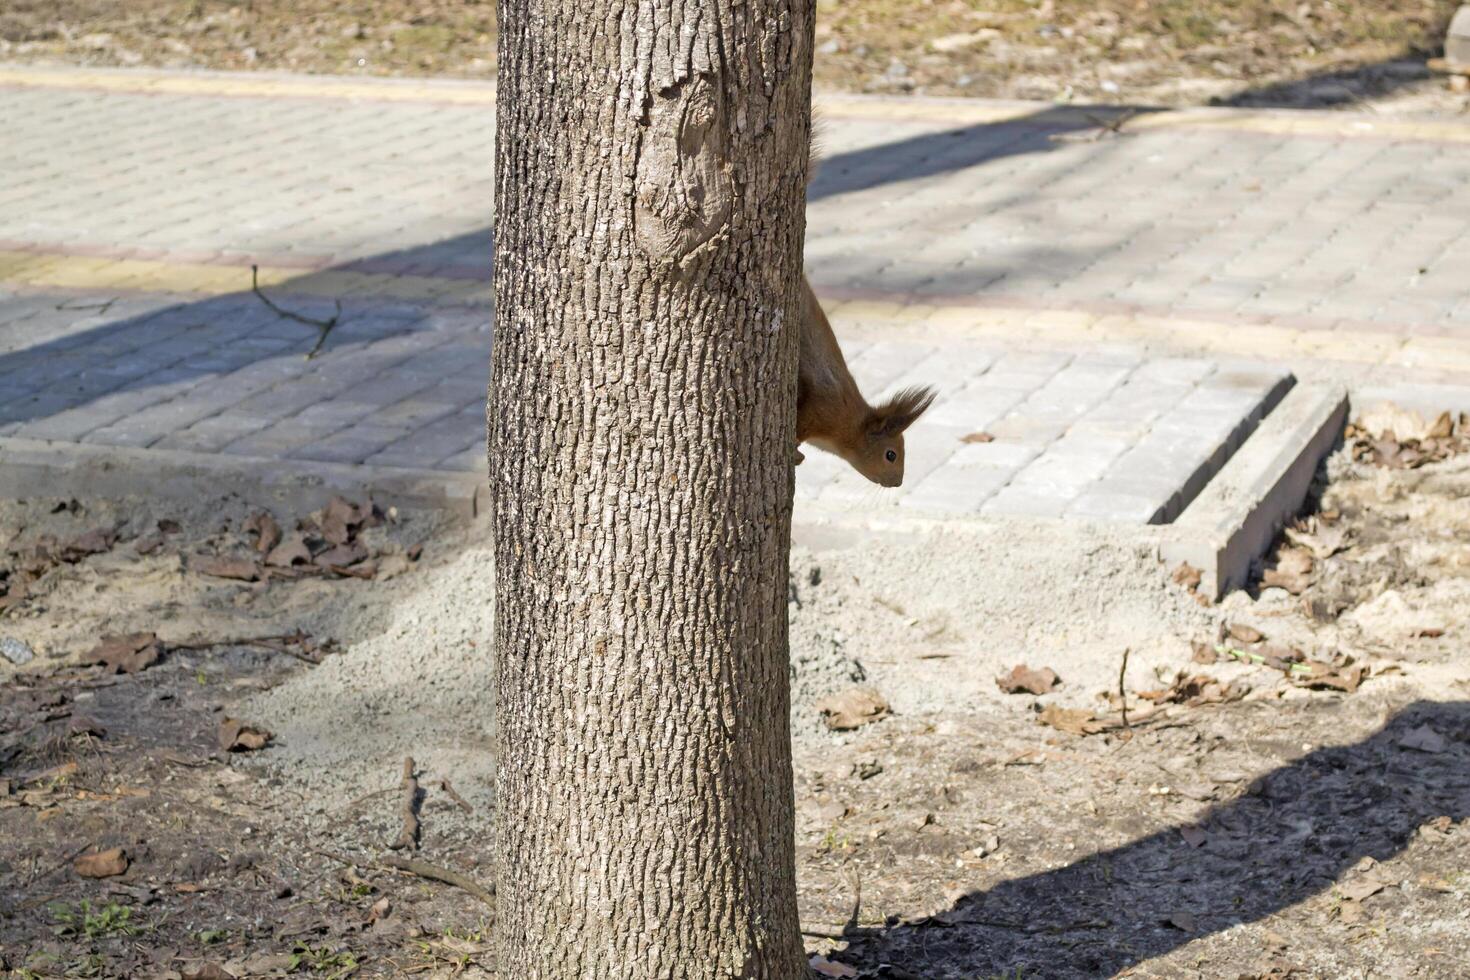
top-left (7, 255), bottom-right (74, 285)
top-left (0, 67), bottom-right (498, 106)
top-left (1089, 314), bottom-right (1161, 342)
top-left (1389, 338), bottom-right (1470, 373)
top-left (924, 305), bottom-right (1028, 332)
top-left (145, 263), bottom-right (244, 294)
top-left (835, 300), bottom-right (909, 322)
top-left (28, 262), bottom-right (126, 290)
top-left (363, 274), bottom-right (466, 300)
top-left (1024, 309), bottom-right (1098, 332)
top-left (248, 266), bottom-right (301, 289)
top-left (888, 303), bottom-right (938, 324)
top-left (1291, 328), bottom-right (1401, 363)
top-left (0, 251), bottom-right (54, 279)
top-left (282, 270), bottom-right (387, 297)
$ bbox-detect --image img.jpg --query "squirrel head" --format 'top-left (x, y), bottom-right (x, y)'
top-left (851, 386), bottom-right (936, 488)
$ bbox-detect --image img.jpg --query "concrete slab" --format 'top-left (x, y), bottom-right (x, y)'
top-left (1161, 384), bottom-right (1349, 598)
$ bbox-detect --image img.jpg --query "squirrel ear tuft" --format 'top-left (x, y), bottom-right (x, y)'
top-left (868, 385), bottom-right (936, 437)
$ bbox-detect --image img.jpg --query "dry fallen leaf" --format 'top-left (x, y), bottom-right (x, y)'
top-left (1172, 562), bottom-right (1202, 591)
top-left (996, 664), bottom-right (1061, 695)
top-left (1190, 641), bottom-right (1219, 664)
top-left (218, 718), bottom-right (272, 752)
top-left (1291, 662), bottom-right (1364, 694)
top-left (960, 431), bottom-right (995, 444)
top-left (265, 534), bottom-right (313, 568)
top-left (809, 955), bottom-right (859, 978)
top-left (1262, 548), bottom-right (1312, 594)
top-left (1357, 404), bottom-right (1432, 442)
top-left (191, 556), bottom-right (263, 582)
top-left (1337, 877), bottom-right (1388, 903)
top-left (1285, 522), bottom-right (1348, 561)
top-left (314, 542), bottom-right (370, 570)
top-left (243, 511), bottom-right (282, 555)
top-left (1037, 704), bottom-right (1109, 736)
top-left (85, 632), bottom-right (163, 674)
top-left (181, 963), bottom-right (236, 980)
top-left (75, 847), bottom-right (129, 879)
top-left (1398, 724), bottom-right (1448, 754)
top-left (1165, 911), bottom-right (1197, 932)
top-left (1138, 673), bottom-right (1247, 707)
top-left (815, 686), bottom-right (890, 730)
top-left (60, 527), bottom-right (117, 562)
top-left (1227, 623), bottom-right (1265, 644)
top-left (134, 532), bottom-right (166, 556)
top-left (69, 715), bottom-right (107, 737)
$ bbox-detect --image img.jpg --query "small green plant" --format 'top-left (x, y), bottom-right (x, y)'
top-left (289, 943), bottom-right (360, 978)
top-left (49, 900), bottom-right (138, 940)
top-left (816, 827), bottom-right (856, 854)
top-left (194, 927), bottom-right (229, 945)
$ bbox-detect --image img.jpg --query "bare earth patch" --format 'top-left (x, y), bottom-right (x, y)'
top-left (2, 411), bottom-right (1468, 977)
top-left (3, 1), bottom-right (1468, 113)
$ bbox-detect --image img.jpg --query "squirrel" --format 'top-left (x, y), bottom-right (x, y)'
top-left (792, 120), bottom-right (935, 487)
top-left (795, 277), bottom-right (935, 487)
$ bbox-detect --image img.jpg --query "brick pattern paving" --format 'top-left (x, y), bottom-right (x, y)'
top-left (0, 287), bottom-right (1286, 521)
top-left (794, 346), bottom-right (1290, 520)
top-left (2, 68), bottom-right (1469, 521)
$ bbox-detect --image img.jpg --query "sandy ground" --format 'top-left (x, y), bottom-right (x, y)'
top-left (2, 1), bottom-right (1468, 117)
top-left (2, 411), bottom-right (1468, 978)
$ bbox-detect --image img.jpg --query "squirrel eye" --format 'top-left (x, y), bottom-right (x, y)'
top-left (885, 449), bottom-right (897, 462)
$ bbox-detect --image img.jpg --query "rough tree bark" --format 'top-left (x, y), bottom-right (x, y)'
top-left (489, 1), bottom-right (814, 977)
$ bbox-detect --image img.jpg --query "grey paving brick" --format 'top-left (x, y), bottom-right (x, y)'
top-left (1067, 490), bottom-right (1167, 523)
top-left (981, 485), bottom-right (1077, 518)
top-left (436, 447), bottom-right (486, 473)
top-left (290, 425), bottom-right (416, 465)
top-left (153, 414), bottom-right (273, 454)
top-left (219, 419), bottom-right (348, 458)
top-left (6, 73), bottom-right (1467, 528)
top-left (898, 464), bottom-right (1011, 513)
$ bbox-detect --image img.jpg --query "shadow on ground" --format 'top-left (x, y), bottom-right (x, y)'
top-left (810, 105), bottom-right (1146, 201)
top-left (0, 106), bottom-right (1131, 446)
top-left (837, 700), bottom-right (1470, 978)
top-left (1214, 54), bottom-right (1439, 110)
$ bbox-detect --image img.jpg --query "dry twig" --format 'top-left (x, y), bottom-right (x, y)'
top-left (388, 757), bottom-right (421, 851)
top-left (439, 777), bottom-right (473, 815)
top-left (250, 264), bottom-right (342, 359)
top-left (378, 855), bottom-right (496, 906)
top-left (170, 633), bottom-right (323, 664)
top-left (316, 849), bottom-right (495, 907)
top-left (1118, 647), bottom-right (1132, 732)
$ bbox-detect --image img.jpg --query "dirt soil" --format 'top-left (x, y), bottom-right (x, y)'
top-left (3, 1), bottom-right (1469, 115)
top-left (2, 408), bottom-right (1469, 978)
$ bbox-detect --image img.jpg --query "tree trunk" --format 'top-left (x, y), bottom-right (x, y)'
top-left (489, 1), bottom-right (814, 977)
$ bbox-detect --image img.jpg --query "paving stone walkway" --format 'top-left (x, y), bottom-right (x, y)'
top-left (2, 67), bottom-right (1469, 519)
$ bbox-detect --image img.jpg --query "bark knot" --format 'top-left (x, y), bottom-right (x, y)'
top-left (634, 75), bottom-right (734, 267)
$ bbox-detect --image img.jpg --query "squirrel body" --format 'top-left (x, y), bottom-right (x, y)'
top-left (795, 276), bottom-right (934, 487)
top-left (793, 120), bottom-right (934, 487)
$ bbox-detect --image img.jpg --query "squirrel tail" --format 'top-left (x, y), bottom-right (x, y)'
top-left (868, 385), bottom-right (937, 436)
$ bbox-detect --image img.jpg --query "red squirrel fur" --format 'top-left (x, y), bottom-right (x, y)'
top-left (796, 280), bottom-right (934, 486)
top-left (796, 129), bottom-right (935, 487)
